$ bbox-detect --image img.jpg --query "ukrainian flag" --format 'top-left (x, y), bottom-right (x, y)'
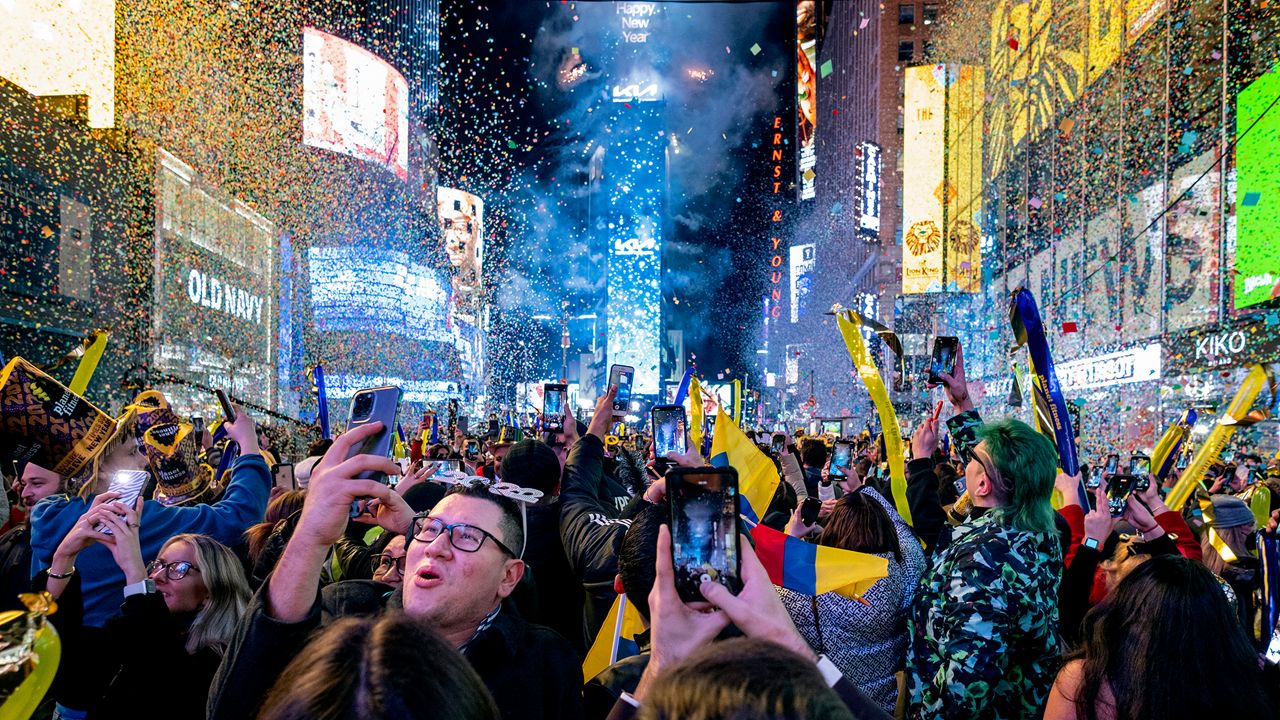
top-left (751, 522), bottom-right (888, 600)
top-left (708, 406), bottom-right (779, 525)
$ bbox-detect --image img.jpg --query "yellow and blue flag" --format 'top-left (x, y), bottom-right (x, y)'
top-left (582, 593), bottom-right (647, 681)
top-left (708, 406), bottom-right (779, 524)
top-left (750, 522), bottom-right (888, 600)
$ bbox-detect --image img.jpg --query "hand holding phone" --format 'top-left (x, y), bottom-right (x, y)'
top-left (800, 497), bottom-right (821, 526)
top-left (215, 389), bottom-right (237, 423)
top-left (543, 384), bottom-right (568, 433)
top-left (608, 364), bottom-right (635, 416)
top-left (345, 387), bottom-right (402, 484)
top-left (1105, 474), bottom-right (1138, 518)
top-left (652, 405), bottom-right (689, 457)
top-left (928, 336), bottom-right (959, 386)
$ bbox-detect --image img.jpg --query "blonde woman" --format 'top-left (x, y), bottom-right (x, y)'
top-left (39, 502), bottom-right (250, 719)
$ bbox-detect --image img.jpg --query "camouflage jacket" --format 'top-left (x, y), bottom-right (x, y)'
top-left (905, 510), bottom-right (1063, 720)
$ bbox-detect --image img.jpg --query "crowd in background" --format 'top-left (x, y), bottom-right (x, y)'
top-left (2, 339), bottom-right (1279, 720)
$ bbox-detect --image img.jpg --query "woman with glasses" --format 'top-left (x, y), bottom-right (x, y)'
top-left (37, 494), bottom-right (250, 720)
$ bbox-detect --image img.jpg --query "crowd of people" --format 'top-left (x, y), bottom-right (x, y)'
top-left (2, 340), bottom-right (1279, 720)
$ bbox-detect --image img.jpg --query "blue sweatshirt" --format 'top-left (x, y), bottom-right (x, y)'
top-left (31, 454), bottom-right (271, 628)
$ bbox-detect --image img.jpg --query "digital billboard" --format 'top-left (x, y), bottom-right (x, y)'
top-left (796, 0), bottom-right (817, 201)
top-left (152, 150), bottom-right (276, 409)
top-left (1234, 65), bottom-right (1280, 309)
top-left (0, 0), bottom-right (115, 127)
top-left (436, 187), bottom-right (485, 321)
top-left (302, 28), bottom-right (409, 181)
top-left (944, 66), bottom-right (983, 293)
top-left (1165, 150), bottom-right (1221, 330)
top-left (902, 65), bottom-right (946, 294)
top-left (855, 142), bottom-right (881, 236)
top-left (307, 245), bottom-right (453, 344)
top-left (789, 243), bottom-right (815, 323)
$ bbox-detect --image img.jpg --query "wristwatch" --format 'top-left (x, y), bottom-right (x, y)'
top-left (1082, 537), bottom-right (1101, 551)
top-left (123, 579), bottom-right (156, 597)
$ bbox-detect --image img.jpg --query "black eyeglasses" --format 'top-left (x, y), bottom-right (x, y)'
top-left (371, 553), bottom-right (406, 575)
top-left (410, 515), bottom-right (516, 558)
top-left (147, 560), bottom-right (198, 581)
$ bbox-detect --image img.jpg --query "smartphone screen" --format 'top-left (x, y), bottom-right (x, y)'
top-left (272, 463), bottom-right (295, 491)
top-left (1175, 451), bottom-right (1190, 470)
top-left (609, 364), bottom-right (635, 413)
top-left (929, 336), bottom-right (959, 385)
top-left (1106, 474), bottom-right (1138, 518)
top-left (457, 416), bottom-right (469, 436)
top-left (830, 441), bottom-right (853, 478)
top-left (1083, 464), bottom-right (1100, 490)
top-left (800, 497), bottom-right (821, 525)
top-left (346, 387), bottom-right (401, 483)
top-left (1104, 453), bottom-right (1119, 477)
top-left (191, 416), bottom-right (205, 438)
top-left (466, 439), bottom-right (479, 455)
top-left (1128, 454), bottom-right (1151, 478)
top-left (543, 384), bottom-right (567, 432)
top-left (651, 405), bottom-right (689, 457)
top-left (96, 470), bottom-right (150, 534)
top-left (669, 468), bottom-right (742, 603)
top-left (770, 433), bottom-right (786, 455)
top-left (822, 420), bottom-right (841, 437)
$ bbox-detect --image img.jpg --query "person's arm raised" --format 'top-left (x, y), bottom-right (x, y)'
top-left (264, 423), bottom-right (405, 623)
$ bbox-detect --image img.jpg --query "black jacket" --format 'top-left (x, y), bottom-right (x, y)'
top-left (36, 571), bottom-right (218, 719)
top-left (559, 435), bottom-right (648, 637)
top-left (523, 500), bottom-right (587, 655)
top-left (208, 582), bottom-right (584, 720)
top-left (583, 630), bottom-right (651, 720)
top-left (0, 523), bottom-right (32, 612)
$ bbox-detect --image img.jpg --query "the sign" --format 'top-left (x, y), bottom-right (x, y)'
top-left (1234, 64), bottom-right (1280, 310)
top-left (611, 83), bottom-right (660, 103)
top-left (797, 0), bottom-right (817, 201)
top-left (764, 115), bottom-right (787, 323)
top-left (902, 66), bottom-right (946, 293)
top-left (789, 244), bottom-right (815, 323)
top-left (855, 142), bottom-right (881, 235)
top-left (617, 2), bottom-right (657, 43)
top-left (1164, 318), bottom-right (1280, 374)
top-left (1056, 342), bottom-right (1162, 391)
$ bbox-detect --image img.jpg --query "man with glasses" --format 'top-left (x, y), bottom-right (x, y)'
top-left (209, 422), bottom-right (583, 720)
top-left (370, 534), bottom-right (407, 588)
top-left (902, 341), bottom-right (1063, 720)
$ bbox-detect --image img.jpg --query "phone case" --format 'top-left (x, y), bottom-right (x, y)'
top-left (346, 387), bottom-right (401, 482)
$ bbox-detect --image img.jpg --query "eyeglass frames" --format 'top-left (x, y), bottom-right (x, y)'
top-left (147, 559), bottom-right (199, 581)
top-left (409, 515), bottom-right (517, 558)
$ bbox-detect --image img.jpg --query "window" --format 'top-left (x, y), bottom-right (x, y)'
top-left (922, 3), bottom-right (939, 24)
top-left (898, 4), bottom-right (915, 24)
top-left (897, 41), bottom-right (915, 62)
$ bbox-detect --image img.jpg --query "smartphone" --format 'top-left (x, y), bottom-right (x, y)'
top-left (345, 386), bottom-right (402, 483)
top-left (1105, 474), bottom-right (1138, 518)
top-left (928, 336), bottom-right (959, 386)
top-left (1129, 454), bottom-right (1151, 492)
top-left (488, 417), bottom-right (500, 437)
top-left (1175, 451), bottom-right (1190, 470)
top-left (668, 467), bottom-right (742, 603)
top-left (543, 383), bottom-right (567, 433)
top-left (191, 416), bottom-right (205, 438)
top-left (458, 416), bottom-right (469, 436)
top-left (770, 433), bottom-right (786, 455)
top-left (1104, 453), bottom-right (1119, 477)
top-left (651, 405), bottom-right (689, 457)
top-left (215, 388), bottom-right (237, 423)
top-left (433, 459), bottom-right (463, 475)
top-left (800, 496), bottom-right (821, 526)
top-left (1067, 403), bottom-right (1082, 440)
top-left (272, 463), bottom-right (295, 491)
top-left (829, 441), bottom-right (853, 479)
top-left (1083, 464), bottom-right (1100, 490)
top-left (96, 469), bottom-right (151, 534)
top-left (466, 438), bottom-right (479, 456)
top-left (608, 364), bottom-right (635, 414)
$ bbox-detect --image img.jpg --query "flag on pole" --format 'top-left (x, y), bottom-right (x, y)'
top-left (581, 593), bottom-right (647, 681)
top-left (708, 406), bottom-right (779, 524)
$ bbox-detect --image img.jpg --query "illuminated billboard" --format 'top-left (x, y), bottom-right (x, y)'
top-left (855, 142), bottom-right (881, 235)
top-left (796, 0), bottom-right (817, 201)
top-left (307, 245), bottom-right (453, 344)
top-left (152, 150), bottom-right (276, 409)
top-left (302, 28), bottom-right (409, 181)
top-left (902, 66), bottom-right (946, 294)
top-left (789, 244), bottom-right (815, 323)
top-left (944, 65), bottom-right (983, 293)
top-left (1234, 65), bottom-right (1280, 309)
top-left (437, 187), bottom-right (485, 320)
top-left (0, 0), bottom-right (115, 127)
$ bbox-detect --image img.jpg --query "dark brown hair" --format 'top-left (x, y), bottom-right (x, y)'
top-left (257, 614), bottom-right (499, 720)
top-left (243, 490), bottom-right (306, 569)
top-left (638, 637), bottom-right (853, 720)
top-left (817, 490), bottom-right (902, 562)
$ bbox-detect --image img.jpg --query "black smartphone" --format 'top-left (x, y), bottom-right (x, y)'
top-left (668, 466), bottom-right (743, 603)
top-left (608, 364), bottom-right (636, 414)
top-left (1104, 453), bottom-right (1119, 477)
top-left (651, 405), bottom-right (689, 457)
top-left (191, 416), bottom-right (205, 437)
top-left (345, 386), bottom-right (402, 483)
top-left (543, 383), bottom-right (567, 433)
top-left (465, 438), bottom-right (479, 456)
top-left (458, 416), bottom-right (469, 436)
top-left (770, 433), bottom-right (786, 455)
top-left (1083, 463), bottom-right (1100, 490)
top-left (829, 441), bottom-right (853, 479)
top-left (1129, 454), bottom-right (1151, 492)
top-left (800, 496), bottom-right (821, 525)
top-left (272, 463), bottom-right (295, 491)
top-left (928, 336), bottom-right (959, 386)
top-left (1175, 451), bottom-right (1190, 470)
top-left (1105, 474), bottom-right (1138, 518)
top-left (215, 388), bottom-right (237, 423)
top-left (1067, 403), bottom-right (1082, 440)
top-left (488, 417), bottom-right (500, 437)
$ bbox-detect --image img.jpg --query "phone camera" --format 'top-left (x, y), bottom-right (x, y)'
top-left (352, 393), bottom-right (374, 419)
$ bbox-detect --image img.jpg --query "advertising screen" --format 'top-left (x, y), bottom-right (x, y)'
top-left (0, 0), bottom-right (115, 127)
top-left (789, 244), bottom-right (815, 323)
top-left (307, 245), bottom-right (453, 344)
top-left (1234, 65), bottom-right (1280, 309)
top-left (855, 142), bottom-right (881, 235)
top-left (1166, 150), bottom-right (1221, 329)
top-left (796, 0), bottom-right (817, 201)
top-left (152, 151), bottom-right (276, 409)
top-left (436, 187), bottom-right (485, 321)
top-left (302, 28), bottom-right (409, 181)
top-left (944, 65), bottom-right (983, 293)
top-left (902, 66), bottom-right (946, 294)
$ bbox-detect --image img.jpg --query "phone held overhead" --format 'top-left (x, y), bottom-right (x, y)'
top-left (667, 466), bottom-right (743, 603)
top-left (608, 364), bottom-right (635, 416)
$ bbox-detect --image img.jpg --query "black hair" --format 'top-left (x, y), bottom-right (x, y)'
top-left (799, 438), bottom-right (828, 469)
top-left (1067, 554), bottom-right (1274, 720)
top-left (257, 613), bottom-right (499, 720)
top-left (443, 483), bottom-right (524, 558)
top-left (307, 438), bottom-right (334, 457)
top-left (618, 502), bottom-right (666, 621)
